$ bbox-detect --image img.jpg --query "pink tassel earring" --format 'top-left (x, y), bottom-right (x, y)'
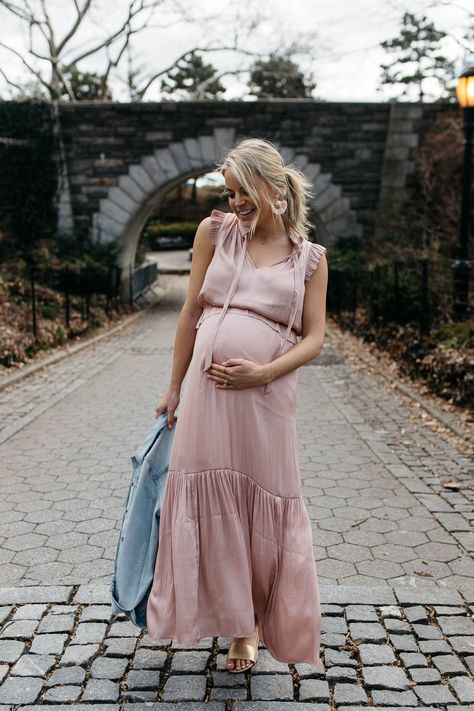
top-left (271, 199), bottom-right (288, 215)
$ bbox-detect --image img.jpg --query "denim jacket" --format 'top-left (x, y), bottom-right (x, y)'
top-left (110, 412), bottom-right (176, 628)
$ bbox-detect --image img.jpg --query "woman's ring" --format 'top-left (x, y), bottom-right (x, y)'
top-left (224, 378), bottom-right (229, 386)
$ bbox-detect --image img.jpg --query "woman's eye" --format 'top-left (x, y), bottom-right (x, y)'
top-left (222, 192), bottom-right (233, 199)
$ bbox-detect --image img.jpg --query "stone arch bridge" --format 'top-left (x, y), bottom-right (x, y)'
top-left (56, 100), bottom-right (445, 294)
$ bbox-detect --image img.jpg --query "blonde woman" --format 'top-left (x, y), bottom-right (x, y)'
top-left (148, 138), bottom-right (328, 673)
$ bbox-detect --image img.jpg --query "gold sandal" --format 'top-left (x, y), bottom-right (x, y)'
top-left (226, 628), bottom-right (259, 673)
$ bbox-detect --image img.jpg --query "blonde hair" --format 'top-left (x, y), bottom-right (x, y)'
top-left (217, 137), bottom-right (313, 240)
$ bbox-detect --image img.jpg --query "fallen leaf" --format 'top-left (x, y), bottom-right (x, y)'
top-left (441, 480), bottom-right (462, 490)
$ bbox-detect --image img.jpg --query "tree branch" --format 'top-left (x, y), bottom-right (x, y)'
top-left (0, 66), bottom-right (24, 94)
top-left (135, 44), bottom-right (265, 100)
top-left (60, 0), bottom-right (159, 67)
top-left (56, 0), bottom-right (93, 54)
top-left (0, 0), bottom-right (287, 102)
top-left (0, 1), bottom-right (34, 23)
top-left (103, 23), bottom-right (132, 85)
top-left (0, 40), bottom-right (52, 92)
top-left (38, 0), bottom-right (57, 52)
top-left (193, 68), bottom-right (248, 99)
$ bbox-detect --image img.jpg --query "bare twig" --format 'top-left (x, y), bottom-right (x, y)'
top-left (60, 1), bottom-right (163, 68)
top-left (0, 1), bottom-right (34, 23)
top-left (135, 44), bottom-right (265, 100)
top-left (57, 0), bottom-right (100, 56)
top-left (0, 0), bottom-right (301, 101)
top-left (0, 66), bottom-right (24, 93)
top-left (192, 68), bottom-right (249, 99)
top-left (0, 40), bottom-right (52, 92)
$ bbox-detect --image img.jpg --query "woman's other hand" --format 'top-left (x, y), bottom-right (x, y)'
top-left (155, 388), bottom-right (180, 428)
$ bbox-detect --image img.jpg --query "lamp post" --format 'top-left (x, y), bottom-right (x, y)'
top-left (453, 65), bottom-right (474, 319)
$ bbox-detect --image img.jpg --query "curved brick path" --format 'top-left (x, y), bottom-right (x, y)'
top-left (0, 274), bottom-right (473, 708)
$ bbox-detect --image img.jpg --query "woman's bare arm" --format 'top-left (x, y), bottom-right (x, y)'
top-left (156, 216), bottom-right (215, 426)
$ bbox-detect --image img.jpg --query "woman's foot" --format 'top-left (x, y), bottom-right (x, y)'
top-left (226, 625), bottom-right (259, 672)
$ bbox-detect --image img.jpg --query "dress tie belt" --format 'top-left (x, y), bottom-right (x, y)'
top-left (197, 305), bottom-right (298, 344)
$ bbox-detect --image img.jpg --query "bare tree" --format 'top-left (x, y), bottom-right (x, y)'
top-left (0, 0), bottom-right (317, 101)
top-left (0, 1), bottom-right (198, 99)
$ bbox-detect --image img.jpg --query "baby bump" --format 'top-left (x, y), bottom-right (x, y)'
top-left (196, 311), bottom-right (282, 365)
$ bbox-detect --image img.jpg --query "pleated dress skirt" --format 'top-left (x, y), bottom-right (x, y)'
top-left (146, 303), bottom-right (321, 664)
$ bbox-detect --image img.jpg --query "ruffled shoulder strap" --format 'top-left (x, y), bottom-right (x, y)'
top-left (210, 209), bottom-right (233, 246)
top-left (304, 241), bottom-right (327, 282)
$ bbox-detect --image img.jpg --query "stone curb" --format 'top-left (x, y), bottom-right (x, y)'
top-left (1, 584), bottom-right (473, 606)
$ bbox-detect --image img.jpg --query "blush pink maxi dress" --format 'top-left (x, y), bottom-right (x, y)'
top-left (146, 209), bottom-right (327, 664)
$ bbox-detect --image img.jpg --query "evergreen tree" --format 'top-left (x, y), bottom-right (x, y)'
top-left (379, 12), bottom-right (454, 101)
top-left (62, 66), bottom-right (112, 101)
top-left (160, 52), bottom-right (225, 100)
top-left (248, 53), bottom-right (316, 99)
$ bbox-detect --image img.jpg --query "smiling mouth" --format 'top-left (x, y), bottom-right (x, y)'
top-left (237, 208), bottom-right (255, 218)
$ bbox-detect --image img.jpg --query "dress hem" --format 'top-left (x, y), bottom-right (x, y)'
top-left (145, 626), bottom-right (321, 666)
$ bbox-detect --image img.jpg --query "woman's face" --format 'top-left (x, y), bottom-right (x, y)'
top-left (223, 169), bottom-right (273, 226)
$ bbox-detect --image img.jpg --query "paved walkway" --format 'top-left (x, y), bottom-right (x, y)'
top-left (0, 274), bottom-right (473, 708)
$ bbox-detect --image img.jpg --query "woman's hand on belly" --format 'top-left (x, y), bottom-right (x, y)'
top-left (206, 358), bottom-right (268, 390)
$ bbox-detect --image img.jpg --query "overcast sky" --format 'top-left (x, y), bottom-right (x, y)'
top-left (0, 0), bottom-right (472, 102)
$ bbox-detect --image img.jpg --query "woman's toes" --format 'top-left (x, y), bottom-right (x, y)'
top-left (227, 658), bottom-right (248, 671)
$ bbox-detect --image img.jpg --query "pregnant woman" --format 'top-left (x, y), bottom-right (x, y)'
top-left (147, 137), bottom-right (328, 672)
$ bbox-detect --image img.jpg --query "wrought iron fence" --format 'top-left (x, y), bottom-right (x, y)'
top-left (327, 256), bottom-right (472, 334)
top-left (129, 261), bottom-right (158, 305)
top-left (27, 261), bottom-right (122, 339)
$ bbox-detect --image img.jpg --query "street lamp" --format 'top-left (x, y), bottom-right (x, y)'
top-left (453, 64), bottom-right (474, 319)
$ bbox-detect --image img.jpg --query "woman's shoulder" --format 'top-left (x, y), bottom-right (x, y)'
top-left (304, 240), bottom-right (327, 282)
top-left (210, 209), bottom-right (235, 224)
top-left (209, 210), bottom-right (236, 245)
top-left (307, 240), bottom-right (327, 255)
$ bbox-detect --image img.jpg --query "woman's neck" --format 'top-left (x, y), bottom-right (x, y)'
top-left (252, 216), bottom-right (288, 243)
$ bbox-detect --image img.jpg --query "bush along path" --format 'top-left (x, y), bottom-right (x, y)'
top-left (0, 233), bottom-right (127, 371)
top-left (331, 313), bottom-right (474, 418)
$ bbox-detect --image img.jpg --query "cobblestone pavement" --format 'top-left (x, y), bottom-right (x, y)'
top-left (0, 274), bottom-right (473, 708)
top-left (0, 585), bottom-right (474, 708)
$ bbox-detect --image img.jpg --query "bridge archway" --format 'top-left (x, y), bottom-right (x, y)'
top-left (90, 128), bottom-right (361, 293)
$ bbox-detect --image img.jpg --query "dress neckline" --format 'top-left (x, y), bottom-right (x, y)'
top-left (232, 211), bottom-right (304, 258)
top-left (245, 244), bottom-right (295, 271)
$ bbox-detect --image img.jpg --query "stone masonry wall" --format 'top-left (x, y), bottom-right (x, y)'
top-left (0, 100), bottom-right (456, 245)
